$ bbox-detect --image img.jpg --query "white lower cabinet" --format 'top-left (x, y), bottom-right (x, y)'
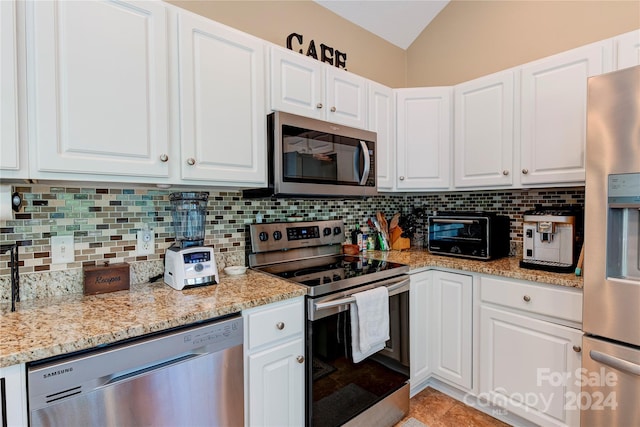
top-left (0, 364), bottom-right (28, 427)
top-left (479, 276), bottom-right (583, 427)
top-left (431, 271), bottom-right (473, 390)
top-left (409, 270), bottom-right (431, 392)
top-left (244, 297), bottom-right (305, 427)
top-left (409, 270), bottom-right (473, 394)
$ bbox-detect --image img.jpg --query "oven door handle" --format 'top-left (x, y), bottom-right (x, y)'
top-left (314, 277), bottom-right (410, 311)
top-left (431, 218), bottom-right (478, 224)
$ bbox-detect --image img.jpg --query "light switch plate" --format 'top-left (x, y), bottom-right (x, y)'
top-left (137, 228), bottom-right (155, 256)
top-left (51, 236), bottom-right (75, 264)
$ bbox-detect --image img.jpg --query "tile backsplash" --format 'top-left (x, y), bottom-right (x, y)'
top-left (0, 184), bottom-right (584, 301)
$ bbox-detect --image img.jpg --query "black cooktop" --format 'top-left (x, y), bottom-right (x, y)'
top-left (255, 255), bottom-right (409, 297)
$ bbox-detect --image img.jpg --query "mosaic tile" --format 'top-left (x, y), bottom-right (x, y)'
top-left (0, 184), bottom-right (584, 300)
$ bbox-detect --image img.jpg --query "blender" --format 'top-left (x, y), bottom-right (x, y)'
top-left (164, 192), bottom-right (219, 290)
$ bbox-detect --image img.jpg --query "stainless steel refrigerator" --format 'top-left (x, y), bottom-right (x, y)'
top-left (583, 65), bottom-right (640, 426)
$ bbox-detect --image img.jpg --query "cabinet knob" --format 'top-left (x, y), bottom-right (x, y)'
top-left (573, 345), bottom-right (582, 353)
top-left (187, 158), bottom-right (196, 166)
top-left (522, 168), bottom-right (529, 175)
top-left (159, 154), bottom-right (169, 162)
top-left (316, 103), bottom-right (323, 109)
top-left (523, 295), bottom-right (531, 302)
top-left (296, 355), bottom-right (305, 364)
top-left (330, 106), bottom-right (336, 112)
top-left (399, 176), bottom-right (405, 181)
top-left (502, 170), bottom-right (509, 176)
top-left (276, 322), bottom-right (285, 330)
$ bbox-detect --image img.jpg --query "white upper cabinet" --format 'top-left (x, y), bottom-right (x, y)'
top-left (368, 81), bottom-right (395, 191)
top-left (177, 11), bottom-right (266, 185)
top-left (454, 70), bottom-right (515, 188)
top-left (613, 29), bottom-right (640, 70)
top-left (396, 87), bottom-right (452, 191)
top-left (270, 46), bottom-right (324, 120)
top-left (519, 41), bottom-right (612, 186)
top-left (324, 66), bottom-right (367, 129)
top-left (270, 46), bottom-right (367, 129)
top-left (0, 0), bottom-right (27, 179)
top-left (28, 1), bottom-right (171, 179)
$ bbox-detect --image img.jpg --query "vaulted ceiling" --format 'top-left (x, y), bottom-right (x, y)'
top-left (314, 0), bottom-right (450, 49)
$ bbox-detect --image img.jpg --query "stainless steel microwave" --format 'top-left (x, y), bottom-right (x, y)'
top-left (243, 112), bottom-right (377, 198)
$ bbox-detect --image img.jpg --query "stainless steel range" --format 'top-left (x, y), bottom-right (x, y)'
top-left (249, 219), bottom-right (410, 427)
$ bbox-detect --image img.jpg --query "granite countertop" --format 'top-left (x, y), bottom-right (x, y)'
top-left (0, 270), bottom-right (306, 368)
top-left (0, 249), bottom-right (582, 368)
top-left (366, 249), bottom-right (584, 289)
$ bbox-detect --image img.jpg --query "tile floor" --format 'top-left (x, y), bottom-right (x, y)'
top-left (398, 387), bottom-right (511, 427)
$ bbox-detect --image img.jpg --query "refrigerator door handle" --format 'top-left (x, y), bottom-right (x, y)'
top-left (590, 350), bottom-right (640, 376)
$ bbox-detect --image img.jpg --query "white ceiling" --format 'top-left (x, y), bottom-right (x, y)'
top-left (314, 0), bottom-right (450, 50)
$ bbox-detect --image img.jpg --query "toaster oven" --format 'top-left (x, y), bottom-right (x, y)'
top-left (427, 212), bottom-right (511, 260)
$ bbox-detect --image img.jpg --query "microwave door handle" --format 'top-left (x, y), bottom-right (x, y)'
top-left (358, 141), bottom-right (370, 185)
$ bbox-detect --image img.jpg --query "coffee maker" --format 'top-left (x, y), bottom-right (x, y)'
top-left (164, 192), bottom-right (219, 290)
top-left (520, 207), bottom-right (582, 272)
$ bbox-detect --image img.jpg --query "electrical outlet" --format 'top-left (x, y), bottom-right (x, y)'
top-left (137, 228), bottom-right (155, 256)
top-left (51, 236), bottom-right (75, 264)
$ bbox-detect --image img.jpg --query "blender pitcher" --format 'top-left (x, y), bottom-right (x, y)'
top-left (170, 192), bottom-right (208, 248)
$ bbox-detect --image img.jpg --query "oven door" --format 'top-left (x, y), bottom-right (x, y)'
top-left (306, 276), bottom-right (410, 427)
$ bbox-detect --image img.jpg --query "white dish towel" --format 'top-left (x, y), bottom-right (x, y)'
top-left (350, 286), bottom-right (390, 363)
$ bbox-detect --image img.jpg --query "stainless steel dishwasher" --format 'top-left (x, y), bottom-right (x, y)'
top-left (27, 314), bottom-right (243, 427)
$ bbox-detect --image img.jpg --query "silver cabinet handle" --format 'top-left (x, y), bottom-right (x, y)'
top-left (330, 106), bottom-right (336, 112)
top-left (296, 355), bottom-right (305, 364)
top-left (573, 345), bottom-right (582, 353)
top-left (316, 103), bottom-right (323, 109)
top-left (522, 168), bottom-right (529, 174)
top-left (276, 322), bottom-right (285, 330)
top-left (590, 350), bottom-right (640, 376)
top-left (502, 170), bottom-right (509, 176)
top-left (399, 176), bottom-right (405, 181)
top-left (159, 154), bottom-right (169, 162)
top-left (523, 295), bottom-right (531, 302)
top-left (187, 158), bottom-right (196, 166)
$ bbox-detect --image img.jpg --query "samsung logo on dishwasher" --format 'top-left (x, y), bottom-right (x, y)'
top-left (43, 367), bottom-right (73, 379)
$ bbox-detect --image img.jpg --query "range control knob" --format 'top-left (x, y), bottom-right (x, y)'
top-left (333, 226), bottom-right (342, 236)
top-left (323, 227), bottom-right (332, 236)
top-left (273, 230), bottom-right (283, 240)
top-left (259, 231), bottom-right (269, 242)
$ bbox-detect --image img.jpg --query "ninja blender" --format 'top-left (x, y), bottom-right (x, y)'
top-left (164, 192), bottom-right (219, 290)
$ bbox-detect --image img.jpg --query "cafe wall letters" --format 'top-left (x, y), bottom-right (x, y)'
top-left (286, 33), bottom-right (347, 69)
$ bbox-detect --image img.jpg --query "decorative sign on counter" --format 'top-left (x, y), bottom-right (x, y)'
top-left (286, 33), bottom-right (347, 69)
top-left (83, 262), bottom-right (130, 295)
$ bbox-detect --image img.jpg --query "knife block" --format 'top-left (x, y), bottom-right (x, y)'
top-left (390, 228), bottom-right (410, 250)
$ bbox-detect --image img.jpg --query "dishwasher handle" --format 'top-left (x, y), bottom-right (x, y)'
top-left (105, 352), bottom-right (204, 386)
